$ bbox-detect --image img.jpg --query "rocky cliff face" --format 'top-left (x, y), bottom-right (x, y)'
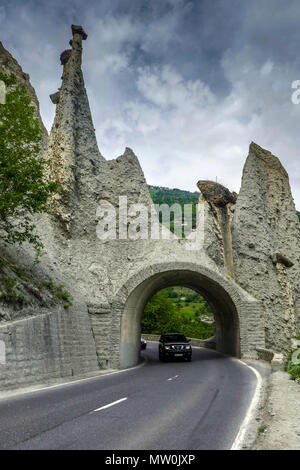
top-left (197, 181), bottom-right (236, 277)
top-left (232, 142), bottom-right (300, 352)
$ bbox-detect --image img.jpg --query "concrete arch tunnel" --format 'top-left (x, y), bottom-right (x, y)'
top-left (112, 263), bottom-right (263, 369)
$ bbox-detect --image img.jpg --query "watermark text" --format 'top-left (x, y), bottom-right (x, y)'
top-left (96, 197), bottom-right (204, 250)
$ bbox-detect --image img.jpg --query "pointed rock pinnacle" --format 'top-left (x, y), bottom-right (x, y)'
top-left (71, 25), bottom-right (88, 40)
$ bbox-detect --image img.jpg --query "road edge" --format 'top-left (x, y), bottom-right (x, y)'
top-left (230, 360), bottom-right (264, 450)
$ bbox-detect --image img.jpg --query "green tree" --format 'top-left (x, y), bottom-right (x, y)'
top-left (0, 73), bottom-right (56, 252)
top-left (142, 290), bottom-right (182, 334)
top-left (142, 287), bottom-right (216, 339)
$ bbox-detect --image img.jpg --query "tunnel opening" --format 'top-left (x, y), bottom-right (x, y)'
top-left (119, 268), bottom-right (241, 369)
top-left (141, 286), bottom-right (215, 341)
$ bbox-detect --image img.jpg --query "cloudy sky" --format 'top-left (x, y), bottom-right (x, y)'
top-left (1, 0), bottom-right (300, 207)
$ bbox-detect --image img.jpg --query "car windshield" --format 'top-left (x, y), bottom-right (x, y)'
top-left (162, 334), bottom-right (187, 343)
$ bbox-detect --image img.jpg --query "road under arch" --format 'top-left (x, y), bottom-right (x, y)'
top-left (119, 267), bottom-right (242, 369)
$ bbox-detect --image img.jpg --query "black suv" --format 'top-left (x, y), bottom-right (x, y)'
top-left (159, 333), bottom-right (192, 362)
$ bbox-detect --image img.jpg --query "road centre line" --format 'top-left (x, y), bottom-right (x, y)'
top-left (92, 397), bottom-right (128, 412)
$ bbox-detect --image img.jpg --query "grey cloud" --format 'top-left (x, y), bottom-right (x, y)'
top-left (1, 0), bottom-right (300, 207)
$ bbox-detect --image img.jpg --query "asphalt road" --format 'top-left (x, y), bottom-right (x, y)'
top-left (0, 342), bottom-right (258, 450)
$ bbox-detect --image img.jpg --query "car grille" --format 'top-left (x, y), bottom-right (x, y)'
top-left (171, 345), bottom-right (186, 351)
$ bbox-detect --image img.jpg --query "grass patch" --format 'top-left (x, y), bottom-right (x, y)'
top-left (0, 255), bottom-right (72, 309)
top-left (287, 336), bottom-right (300, 385)
top-left (0, 275), bottom-right (28, 304)
top-left (56, 284), bottom-right (71, 302)
top-left (43, 277), bottom-right (72, 306)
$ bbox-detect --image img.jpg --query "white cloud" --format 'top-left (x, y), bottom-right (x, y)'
top-left (93, 46), bottom-right (300, 207)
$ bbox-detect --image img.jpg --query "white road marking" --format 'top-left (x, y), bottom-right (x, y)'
top-left (167, 375), bottom-right (179, 381)
top-left (92, 397), bottom-right (128, 412)
top-left (230, 361), bottom-right (263, 450)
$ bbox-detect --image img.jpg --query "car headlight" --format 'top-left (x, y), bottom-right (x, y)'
top-left (185, 345), bottom-right (191, 350)
top-left (164, 346), bottom-right (170, 350)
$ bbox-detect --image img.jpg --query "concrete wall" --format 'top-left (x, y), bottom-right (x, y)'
top-left (0, 306), bottom-right (99, 390)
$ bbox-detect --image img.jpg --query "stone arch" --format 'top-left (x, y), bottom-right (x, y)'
top-left (110, 262), bottom-right (264, 369)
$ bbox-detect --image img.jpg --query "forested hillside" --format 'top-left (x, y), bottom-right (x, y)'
top-left (148, 185), bottom-right (200, 206)
top-left (148, 185), bottom-right (199, 232)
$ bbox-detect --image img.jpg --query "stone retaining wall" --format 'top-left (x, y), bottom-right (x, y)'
top-left (0, 307), bottom-right (99, 390)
